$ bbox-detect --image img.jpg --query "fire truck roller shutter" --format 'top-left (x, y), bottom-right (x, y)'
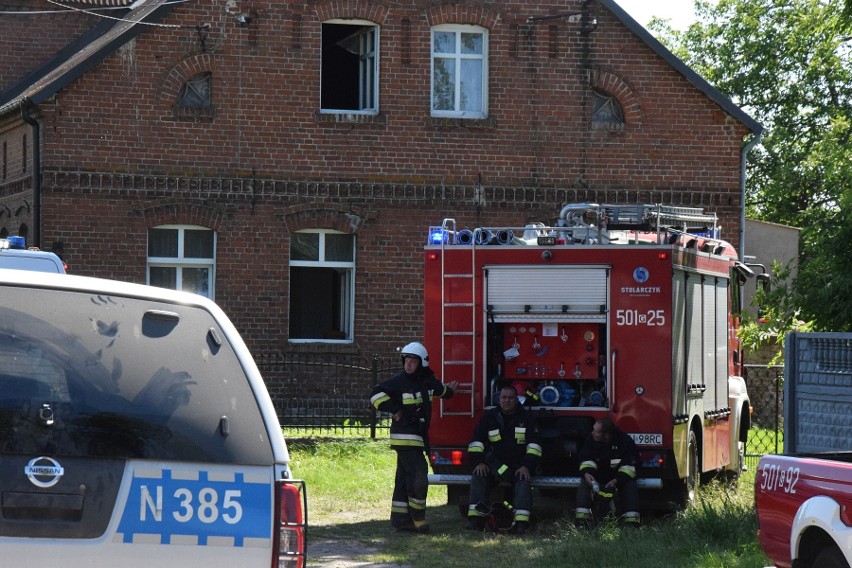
top-left (485, 265), bottom-right (608, 319)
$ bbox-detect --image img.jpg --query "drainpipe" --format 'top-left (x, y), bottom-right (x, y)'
top-left (739, 131), bottom-right (762, 260)
top-left (21, 99), bottom-right (41, 248)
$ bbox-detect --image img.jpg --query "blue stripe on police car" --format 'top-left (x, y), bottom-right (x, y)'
top-left (117, 468), bottom-right (272, 546)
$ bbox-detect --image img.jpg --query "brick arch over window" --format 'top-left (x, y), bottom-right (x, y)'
top-left (279, 205), bottom-right (367, 235)
top-left (426, 4), bottom-right (500, 27)
top-left (314, 0), bottom-right (389, 24)
top-left (159, 54), bottom-right (217, 106)
top-left (142, 202), bottom-right (223, 231)
top-left (590, 68), bottom-right (641, 128)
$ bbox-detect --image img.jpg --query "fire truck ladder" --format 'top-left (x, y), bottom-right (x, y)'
top-left (602, 204), bottom-right (718, 241)
top-left (560, 203), bottom-right (719, 243)
top-left (439, 218), bottom-right (475, 418)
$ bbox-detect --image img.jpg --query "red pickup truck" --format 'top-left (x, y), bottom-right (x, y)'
top-left (755, 453), bottom-right (852, 568)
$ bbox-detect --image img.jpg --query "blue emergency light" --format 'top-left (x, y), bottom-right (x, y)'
top-left (428, 227), bottom-right (445, 245)
top-left (7, 236), bottom-right (25, 249)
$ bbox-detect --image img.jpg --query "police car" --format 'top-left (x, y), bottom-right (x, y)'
top-left (0, 236), bottom-right (66, 273)
top-left (0, 270), bottom-right (306, 567)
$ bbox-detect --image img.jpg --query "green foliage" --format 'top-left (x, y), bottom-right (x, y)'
top-left (843, 0), bottom-right (852, 28)
top-left (738, 260), bottom-right (815, 364)
top-left (653, 0), bottom-right (852, 331)
top-left (292, 437), bottom-right (771, 568)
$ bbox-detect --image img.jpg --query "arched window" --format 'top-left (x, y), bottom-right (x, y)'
top-left (147, 225), bottom-right (216, 298)
top-left (289, 229), bottom-right (355, 342)
top-left (178, 72), bottom-right (212, 108)
top-left (592, 89), bottom-right (624, 127)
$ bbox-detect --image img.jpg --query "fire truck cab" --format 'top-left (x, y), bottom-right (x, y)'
top-left (424, 203), bottom-right (752, 512)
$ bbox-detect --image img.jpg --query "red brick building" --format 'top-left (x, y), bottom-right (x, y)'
top-left (0, 0), bottom-right (761, 391)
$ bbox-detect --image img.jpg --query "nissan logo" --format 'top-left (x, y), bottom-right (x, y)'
top-left (25, 456), bottom-right (64, 488)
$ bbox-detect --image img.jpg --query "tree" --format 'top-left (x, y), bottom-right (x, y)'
top-left (738, 261), bottom-right (815, 364)
top-left (653, 0), bottom-right (852, 331)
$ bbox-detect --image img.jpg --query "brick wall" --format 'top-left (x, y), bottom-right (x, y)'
top-left (0, 118), bottom-right (33, 239)
top-left (3, 0), bottom-right (753, 364)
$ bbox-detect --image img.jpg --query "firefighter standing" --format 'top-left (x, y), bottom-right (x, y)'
top-left (370, 342), bottom-right (457, 533)
top-left (574, 417), bottom-right (641, 527)
top-left (466, 385), bottom-right (542, 534)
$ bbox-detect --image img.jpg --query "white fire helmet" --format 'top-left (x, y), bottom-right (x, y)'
top-left (400, 342), bottom-right (429, 367)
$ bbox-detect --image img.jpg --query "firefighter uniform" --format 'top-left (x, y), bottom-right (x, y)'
top-left (466, 399), bottom-right (542, 532)
top-left (574, 421), bottom-right (640, 527)
top-left (370, 348), bottom-right (454, 533)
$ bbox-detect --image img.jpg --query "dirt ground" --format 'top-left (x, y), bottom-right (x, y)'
top-left (308, 538), bottom-right (409, 568)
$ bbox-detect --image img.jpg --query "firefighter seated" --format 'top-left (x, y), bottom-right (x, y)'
top-left (466, 385), bottom-right (542, 534)
top-left (574, 418), bottom-right (641, 528)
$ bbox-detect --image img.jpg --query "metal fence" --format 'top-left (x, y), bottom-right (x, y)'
top-left (256, 351), bottom-right (398, 437)
top-left (259, 352), bottom-right (785, 461)
top-left (743, 364), bottom-right (784, 467)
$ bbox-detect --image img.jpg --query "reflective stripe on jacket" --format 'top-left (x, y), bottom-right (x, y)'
top-left (370, 368), bottom-right (453, 450)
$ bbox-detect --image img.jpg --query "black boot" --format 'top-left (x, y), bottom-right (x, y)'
top-left (466, 516), bottom-right (486, 531)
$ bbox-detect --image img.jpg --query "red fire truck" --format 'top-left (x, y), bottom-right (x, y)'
top-left (424, 203), bottom-right (753, 512)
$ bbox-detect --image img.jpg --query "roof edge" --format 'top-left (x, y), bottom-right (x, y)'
top-left (0, 0), bottom-right (175, 113)
top-left (601, 0), bottom-right (763, 136)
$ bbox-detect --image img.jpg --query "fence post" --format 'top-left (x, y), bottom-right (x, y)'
top-left (774, 370), bottom-right (781, 454)
top-left (370, 357), bottom-right (378, 439)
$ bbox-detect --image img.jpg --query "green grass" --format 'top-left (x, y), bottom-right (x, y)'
top-left (288, 436), bottom-right (773, 568)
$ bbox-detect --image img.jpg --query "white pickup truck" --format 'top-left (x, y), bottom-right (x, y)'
top-left (755, 452), bottom-right (852, 568)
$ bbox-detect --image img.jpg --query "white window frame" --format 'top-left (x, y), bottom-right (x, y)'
top-left (289, 229), bottom-right (356, 344)
top-left (430, 24), bottom-right (488, 119)
top-left (147, 224), bottom-right (216, 299)
top-left (320, 19), bottom-right (380, 115)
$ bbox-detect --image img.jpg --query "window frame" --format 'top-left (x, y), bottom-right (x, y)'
top-left (146, 224), bottom-right (216, 299)
top-left (288, 229), bottom-right (356, 344)
top-left (430, 24), bottom-right (489, 119)
top-left (320, 19), bottom-right (380, 115)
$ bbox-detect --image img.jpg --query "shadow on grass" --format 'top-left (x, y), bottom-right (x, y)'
top-left (307, 485), bottom-right (769, 568)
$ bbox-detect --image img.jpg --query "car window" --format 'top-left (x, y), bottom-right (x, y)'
top-left (0, 254), bottom-right (64, 273)
top-left (0, 284), bottom-right (273, 464)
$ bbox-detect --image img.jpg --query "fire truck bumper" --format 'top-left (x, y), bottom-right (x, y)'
top-left (427, 474), bottom-right (663, 489)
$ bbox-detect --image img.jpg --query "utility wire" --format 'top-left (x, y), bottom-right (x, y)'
top-left (33, 0), bottom-right (194, 29)
top-left (0, 0), bottom-right (186, 15)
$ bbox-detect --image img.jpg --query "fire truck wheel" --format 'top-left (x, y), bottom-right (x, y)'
top-left (684, 430), bottom-right (700, 506)
top-left (721, 441), bottom-right (745, 487)
top-left (676, 431), bottom-right (701, 509)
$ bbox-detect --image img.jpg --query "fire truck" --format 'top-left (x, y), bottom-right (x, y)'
top-left (424, 203), bottom-right (753, 512)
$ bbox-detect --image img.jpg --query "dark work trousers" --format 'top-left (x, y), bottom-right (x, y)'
top-left (575, 477), bottom-right (639, 517)
top-left (468, 472), bottom-right (533, 522)
top-left (390, 448), bottom-right (429, 526)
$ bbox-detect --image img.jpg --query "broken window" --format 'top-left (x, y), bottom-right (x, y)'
top-left (592, 89), bottom-right (624, 126)
top-left (321, 21), bottom-right (379, 113)
top-left (177, 72), bottom-right (212, 108)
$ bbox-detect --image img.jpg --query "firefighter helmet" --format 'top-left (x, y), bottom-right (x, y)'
top-left (400, 342), bottom-right (429, 367)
